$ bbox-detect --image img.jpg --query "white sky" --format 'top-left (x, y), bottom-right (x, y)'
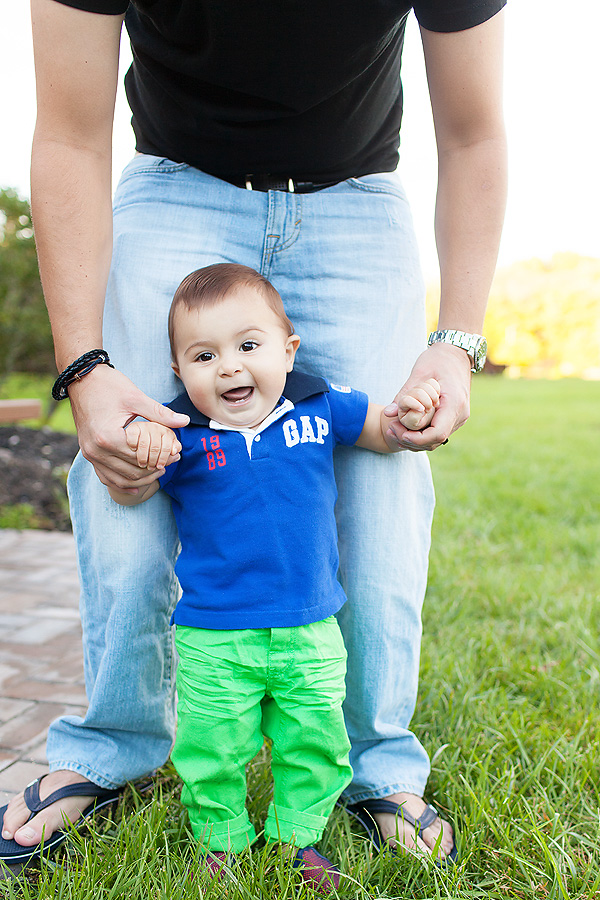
top-left (2, 1), bottom-right (599, 279)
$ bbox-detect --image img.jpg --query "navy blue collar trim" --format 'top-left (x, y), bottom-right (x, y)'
top-left (166, 370), bottom-right (329, 426)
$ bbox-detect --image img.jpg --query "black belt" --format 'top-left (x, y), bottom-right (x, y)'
top-left (226, 174), bottom-right (340, 193)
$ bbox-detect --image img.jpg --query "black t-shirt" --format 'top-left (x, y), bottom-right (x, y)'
top-left (54, 0), bottom-right (505, 181)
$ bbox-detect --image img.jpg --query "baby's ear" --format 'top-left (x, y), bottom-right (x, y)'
top-left (286, 334), bottom-right (301, 370)
top-left (171, 362), bottom-right (181, 379)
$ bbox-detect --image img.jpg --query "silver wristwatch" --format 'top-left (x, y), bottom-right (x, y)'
top-left (427, 330), bottom-right (487, 374)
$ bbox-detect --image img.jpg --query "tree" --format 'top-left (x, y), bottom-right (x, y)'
top-left (427, 254), bottom-right (600, 378)
top-left (0, 188), bottom-right (55, 380)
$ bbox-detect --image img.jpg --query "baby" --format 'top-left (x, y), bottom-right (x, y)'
top-left (108, 263), bottom-right (439, 892)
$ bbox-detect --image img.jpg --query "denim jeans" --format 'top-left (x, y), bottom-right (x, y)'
top-left (49, 155), bottom-right (435, 801)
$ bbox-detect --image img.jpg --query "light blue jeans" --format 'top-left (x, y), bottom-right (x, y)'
top-left (49, 156), bottom-right (435, 802)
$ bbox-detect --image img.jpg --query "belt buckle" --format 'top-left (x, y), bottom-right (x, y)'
top-left (244, 176), bottom-right (295, 192)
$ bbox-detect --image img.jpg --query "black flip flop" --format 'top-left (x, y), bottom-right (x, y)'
top-left (344, 797), bottom-right (458, 865)
top-left (0, 776), bottom-right (123, 865)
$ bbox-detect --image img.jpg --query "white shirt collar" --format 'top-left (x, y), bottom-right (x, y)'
top-left (209, 397), bottom-right (294, 456)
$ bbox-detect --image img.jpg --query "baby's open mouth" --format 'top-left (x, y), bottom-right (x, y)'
top-left (221, 386), bottom-right (254, 404)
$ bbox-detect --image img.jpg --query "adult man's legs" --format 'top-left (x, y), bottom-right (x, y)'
top-left (3, 164), bottom-right (451, 857)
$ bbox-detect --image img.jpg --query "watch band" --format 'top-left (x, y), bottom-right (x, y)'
top-left (427, 330), bottom-right (487, 374)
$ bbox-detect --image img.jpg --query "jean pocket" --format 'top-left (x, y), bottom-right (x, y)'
top-left (116, 153), bottom-right (190, 185)
top-left (113, 155), bottom-right (193, 213)
top-left (347, 172), bottom-right (408, 201)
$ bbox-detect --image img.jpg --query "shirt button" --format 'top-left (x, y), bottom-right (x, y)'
top-left (254, 435), bottom-right (261, 442)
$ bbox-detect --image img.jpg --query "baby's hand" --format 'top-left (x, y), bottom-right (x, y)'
top-left (397, 378), bottom-right (441, 431)
top-left (125, 421), bottom-right (181, 470)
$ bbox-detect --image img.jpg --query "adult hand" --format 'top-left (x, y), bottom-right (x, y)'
top-left (384, 342), bottom-right (471, 451)
top-left (68, 364), bottom-right (189, 491)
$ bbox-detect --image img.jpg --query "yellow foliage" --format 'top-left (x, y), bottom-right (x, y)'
top-left (426, 254), bottom-right (600, 378)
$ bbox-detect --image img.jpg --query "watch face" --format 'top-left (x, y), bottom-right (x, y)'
top-left (474, 336), bottom-right (487, 372)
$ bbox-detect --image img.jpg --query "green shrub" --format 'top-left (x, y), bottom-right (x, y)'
top-left (0, 187), bottom-right (55, 380)
top-left (0, 502), bottom-right (48, 529)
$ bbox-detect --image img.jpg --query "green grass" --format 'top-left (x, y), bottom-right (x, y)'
top-left (418, 377), bottom-right (600, 899)
top-left (2, 377), bottom-right (599, 898)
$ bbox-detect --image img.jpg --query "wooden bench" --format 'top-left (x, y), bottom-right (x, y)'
top-left (0, 399), bottom-right (43, 423)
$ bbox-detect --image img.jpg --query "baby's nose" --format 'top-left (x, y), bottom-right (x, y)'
top-left (219, 353), bottom-right (243, 376)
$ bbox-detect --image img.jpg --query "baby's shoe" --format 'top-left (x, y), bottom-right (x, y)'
top-left (293, 846), bottom-right (341, 893)
top-left (198, 850), bottom-right (232, 882)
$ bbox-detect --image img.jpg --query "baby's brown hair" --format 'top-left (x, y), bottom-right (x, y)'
top-left (168, 263), bottom-right (294, 362)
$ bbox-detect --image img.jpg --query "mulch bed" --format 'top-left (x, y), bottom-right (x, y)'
top-left (0, 426), bottom-right (79, 531)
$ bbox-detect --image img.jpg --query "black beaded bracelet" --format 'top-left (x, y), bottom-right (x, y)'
top-left (51, 349), bottom-right (114, 401)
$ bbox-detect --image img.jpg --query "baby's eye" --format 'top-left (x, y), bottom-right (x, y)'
top-left (196, 351), bottom-right (214, 362)
top-left (240, 341), bottom-right (258, 352)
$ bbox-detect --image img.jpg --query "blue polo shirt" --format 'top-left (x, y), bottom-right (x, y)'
top-left (159, 370), bottom-right (368, 630)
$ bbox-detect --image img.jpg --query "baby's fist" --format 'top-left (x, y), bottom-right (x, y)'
top-left (397, 378), bottom-right (441, 431)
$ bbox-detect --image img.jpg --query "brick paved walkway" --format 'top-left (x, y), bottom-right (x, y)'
top-left (0, 529), bottom-right (86, 808)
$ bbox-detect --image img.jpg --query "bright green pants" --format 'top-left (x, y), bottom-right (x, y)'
top-left (172, 617), bottom-right (352, 852)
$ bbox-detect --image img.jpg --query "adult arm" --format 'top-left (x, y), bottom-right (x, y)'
top-left (30, 0), bottom-right (188, 492)
top-left (387, 10), bottom-right (507, 450)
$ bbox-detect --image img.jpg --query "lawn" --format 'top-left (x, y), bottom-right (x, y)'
top-left (2, 377), bottom-right (599, 898)
top-left (0, 374), bottom-right (75, 434)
